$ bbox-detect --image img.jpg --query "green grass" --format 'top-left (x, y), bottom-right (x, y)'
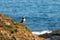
top-left (5, 23), bottom-right (32, 33)
top-left (5, 25), bottom-right (19, 29)
top-left (5, 25), bottom-right (13, 28)
top-left (15, 25), bottom-right (19, 28)
top-left (20, 27), bottom-right (32, 33)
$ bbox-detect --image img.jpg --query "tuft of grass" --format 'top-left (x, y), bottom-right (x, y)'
top-left (26, 28), bottom-right (32, 33)
top-left (14, 29), bottom-right (18, 32)
top-left (20, 27), bottom-right (25, 30)
top-left (20, 27), bottom-right (32, 33)
top-left (15, 25), bottom-right (19, 28)
top-left (5, 25), bottom-right (13, 28)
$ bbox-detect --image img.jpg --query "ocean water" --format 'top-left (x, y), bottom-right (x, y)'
top-left (0, 0), bottom-right (60, 31)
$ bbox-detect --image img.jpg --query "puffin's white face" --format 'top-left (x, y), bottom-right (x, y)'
top-left (22, 16), bottom-right (26, 21)
top-left (23, 18), bottom-right (26, 22)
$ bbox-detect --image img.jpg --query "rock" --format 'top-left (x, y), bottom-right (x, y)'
top-left (39, 30), bottom-right (60, 40)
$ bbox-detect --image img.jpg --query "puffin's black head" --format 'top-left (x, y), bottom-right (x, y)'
top-left (22, 16), bottom-right (26, 19)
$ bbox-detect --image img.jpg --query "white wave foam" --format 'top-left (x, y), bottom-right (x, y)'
top-left (32, 30), bottom-right (52, 35)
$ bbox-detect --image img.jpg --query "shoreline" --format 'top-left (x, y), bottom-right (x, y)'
top-left (32, 30), bottom-right (52, 35)
top-left (32, 30), bottom-right (60, 40)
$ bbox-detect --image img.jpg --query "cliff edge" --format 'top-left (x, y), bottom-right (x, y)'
top-left (0, 14), bottom-right (45, 40)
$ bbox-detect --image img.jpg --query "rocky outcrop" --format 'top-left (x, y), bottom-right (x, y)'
top-left (0, 14), bottom-right (45, 40)
top-left (39, 30), bottom-right (60, 40)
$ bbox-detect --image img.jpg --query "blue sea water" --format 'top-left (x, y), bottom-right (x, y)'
top-left (0, 0), bottom-right (60, 31)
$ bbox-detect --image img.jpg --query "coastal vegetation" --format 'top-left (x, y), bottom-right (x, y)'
top-left (0, 14), bottom-right (45, 40)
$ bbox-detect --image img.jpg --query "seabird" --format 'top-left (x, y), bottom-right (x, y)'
top-left (20, 16), bottom-right (26, 23)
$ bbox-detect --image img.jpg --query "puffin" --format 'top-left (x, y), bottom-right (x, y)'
top-left (20, 16), bottom-right (26, 23)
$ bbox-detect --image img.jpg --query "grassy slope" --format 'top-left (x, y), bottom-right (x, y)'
top-left (0, 14), bottom-right (45, 40)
